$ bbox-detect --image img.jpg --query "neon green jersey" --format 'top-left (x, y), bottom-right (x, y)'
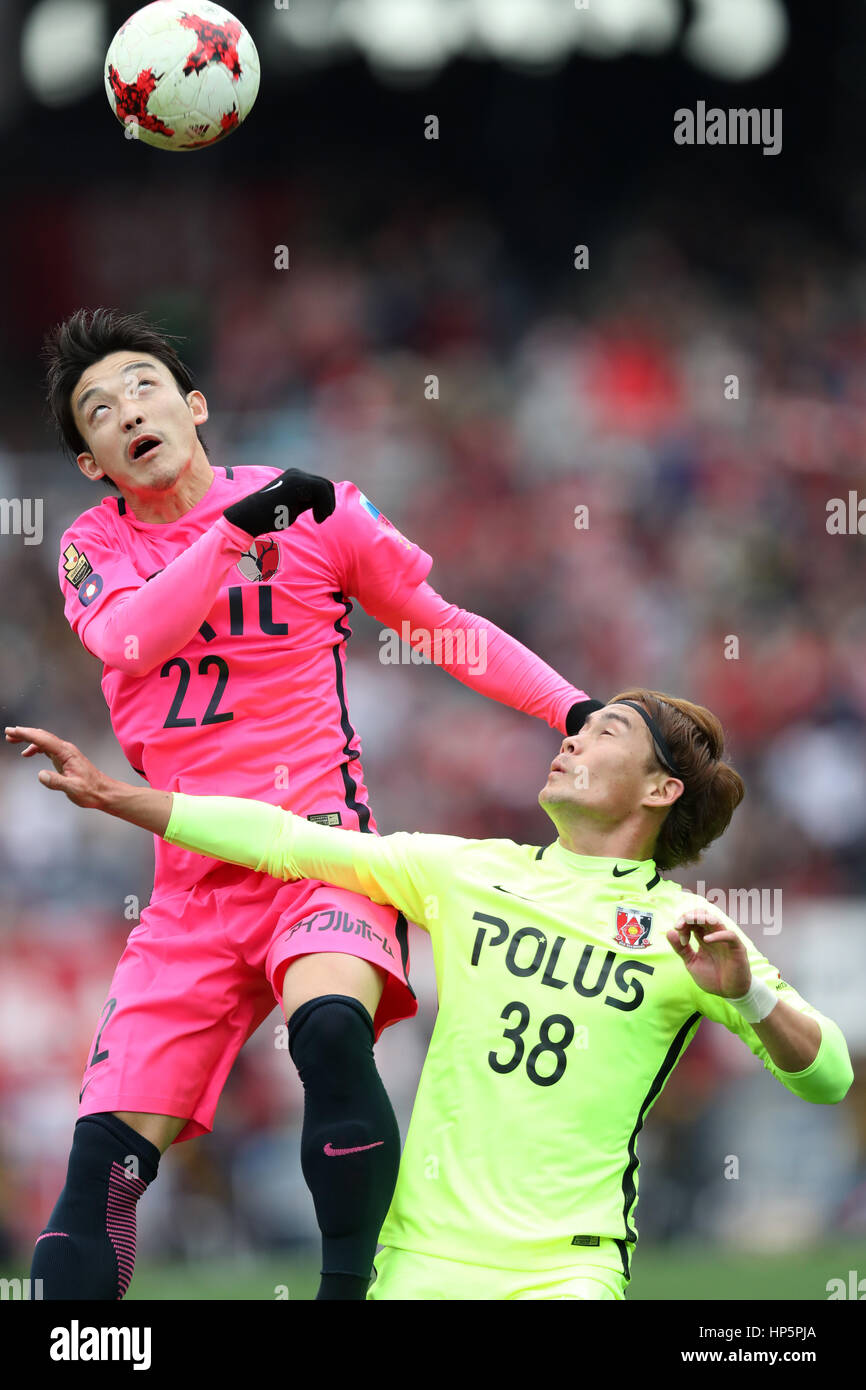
top-left (166, 795), bottom-right (853, 1273)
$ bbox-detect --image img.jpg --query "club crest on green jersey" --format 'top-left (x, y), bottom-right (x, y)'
top-left (614, 906), bottom-right (653, 950)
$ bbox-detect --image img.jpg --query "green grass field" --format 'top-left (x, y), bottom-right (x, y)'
top-left (95, 1241), bottom-right (861, 1300)
top-left (5, 1241), bottom-right (859, 1299)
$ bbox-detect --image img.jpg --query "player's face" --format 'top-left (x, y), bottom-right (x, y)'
top-left (538, 704), bottom-right (678, 825)
top-left (71, 352), bottom-right (209, 495)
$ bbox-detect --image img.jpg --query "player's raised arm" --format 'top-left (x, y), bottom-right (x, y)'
top-left (669, 906), bottom-right (853, 1104)
top-left (375, 579), bottom-right (600, 735)
top-left (61, 469), bottom-right (334, 677)
top-left (317, 481), bottom-right (598, 735)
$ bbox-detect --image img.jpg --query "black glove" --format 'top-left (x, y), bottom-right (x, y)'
top-left (223, 468), bottom-right (336, 537)
top-left (565, 698), bottom-right (604, 736)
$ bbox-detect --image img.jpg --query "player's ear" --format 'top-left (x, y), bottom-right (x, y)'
top-left (76, 451), bottom-right (105, 483)
top-left (644, 775), bottom-right (684, 811)
top-left (657, 776), bottom-right (684, 810)
top-left (187, 390), bottom-right (208, 426)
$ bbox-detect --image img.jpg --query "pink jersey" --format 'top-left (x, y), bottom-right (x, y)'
top-left (59, 467), bottom-right (588, 899)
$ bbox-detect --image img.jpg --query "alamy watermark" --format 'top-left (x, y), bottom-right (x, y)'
top-left (379, 622), bottom-right (487, 676)
top-left (674, 102), bottom-right (782, 157)
top-left (694, 881), bottom-right (782, 936)
top-left (0, 1276), bottom-right (43, 1299)
top-left (826, 1270), bottom-right (865, 1299)
top-left (50, 1321), bottom-right (151, 1369)
top-left (0, 498), bottom-right (43, 545)
top-left (826, 491), bottom-right (866, 534)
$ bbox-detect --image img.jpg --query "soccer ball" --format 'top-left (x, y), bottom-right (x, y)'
top-left (104, 1), bottom-right (260, 151)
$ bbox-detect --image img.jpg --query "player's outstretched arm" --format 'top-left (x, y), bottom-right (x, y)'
top-left (6, 725), bottom-right (448, 926)
top-left (5, 727), bottom-right (172, 834)
top-left (370, 580), bottom-right (599, 735)
top-left (320, 482), bottom-right (595, 732)
top-left (164, 792), bottom-right (449, 927)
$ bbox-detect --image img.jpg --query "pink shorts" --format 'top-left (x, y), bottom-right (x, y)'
top-left (76, 862), bottom-right (417, 1144)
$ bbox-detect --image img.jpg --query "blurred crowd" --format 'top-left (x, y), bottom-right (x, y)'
top-left (0, 179), bottom-right (864, 1269)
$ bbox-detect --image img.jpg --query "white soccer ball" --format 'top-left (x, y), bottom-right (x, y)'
top-left (104, 1), bottom-right (260, 151)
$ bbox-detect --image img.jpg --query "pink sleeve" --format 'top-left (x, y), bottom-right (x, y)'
top-left (371, 580), bottom-right (591, 734)
top-left (321, 482), bottom-right (433, 610)
top-left (59, 515), bottom-right (253, 676)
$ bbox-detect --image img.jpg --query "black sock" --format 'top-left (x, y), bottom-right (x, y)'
top-left (288, 994), bottom-right (401, 1301)
top-left (30, 1113), bottom-right (160, 1299)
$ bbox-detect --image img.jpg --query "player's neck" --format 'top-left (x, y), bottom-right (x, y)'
top-left (554, 817), bottom-right (657, 864)
top-left (119, 461), bottom-right (215, 524)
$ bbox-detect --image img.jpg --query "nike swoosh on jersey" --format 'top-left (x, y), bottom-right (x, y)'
top-left (612, 865), bottom-right (639, 877)
top-left (492, 884), bottom-right (534, 900)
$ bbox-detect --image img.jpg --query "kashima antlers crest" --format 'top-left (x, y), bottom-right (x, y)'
top-left (614, 905), bottom-right (653, 950)
top-left (237, 538), bottom-right (280, 582)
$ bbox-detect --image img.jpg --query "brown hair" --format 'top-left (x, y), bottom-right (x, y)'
top-left (42, 307), bottom-right (209, 489)
top-left (608, 688), bottom-right (745, 870)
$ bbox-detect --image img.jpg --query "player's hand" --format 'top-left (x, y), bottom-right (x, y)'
top-left (4, 726), bottom-right (114, 809)
top-left (666, 906), bottom-right (751, 999)
top-left (223, 468), bottom-right (336, 537)
top-left (565, 698), bottom-right (604, 736)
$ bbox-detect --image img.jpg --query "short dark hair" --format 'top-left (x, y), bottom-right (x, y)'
top-left (608, 687), bottom-right (745, 870)
top-left (42, 307), bottom-right (208, 489)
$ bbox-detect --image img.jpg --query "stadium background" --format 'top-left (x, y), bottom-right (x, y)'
top-left (0, 0), bottom-right (864, 1300)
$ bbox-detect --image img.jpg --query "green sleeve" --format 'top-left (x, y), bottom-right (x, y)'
top-left (165, 791), bottom-right (458, 930)
top-left (696, 922), bottom-right (853, 1105)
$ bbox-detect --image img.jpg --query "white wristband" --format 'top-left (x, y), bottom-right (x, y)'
top-left (728, 978), bottom-right (777, 1024)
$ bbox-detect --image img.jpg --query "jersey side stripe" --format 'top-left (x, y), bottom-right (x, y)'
top-left (613, 1237), bottom-right (631, 1282)
top-left (330, 591), bottom-right (371, 833)
top-left (394, 912), bottom-right (416, 997)
top-left (619, 1011), bottom-right (703, 1253)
